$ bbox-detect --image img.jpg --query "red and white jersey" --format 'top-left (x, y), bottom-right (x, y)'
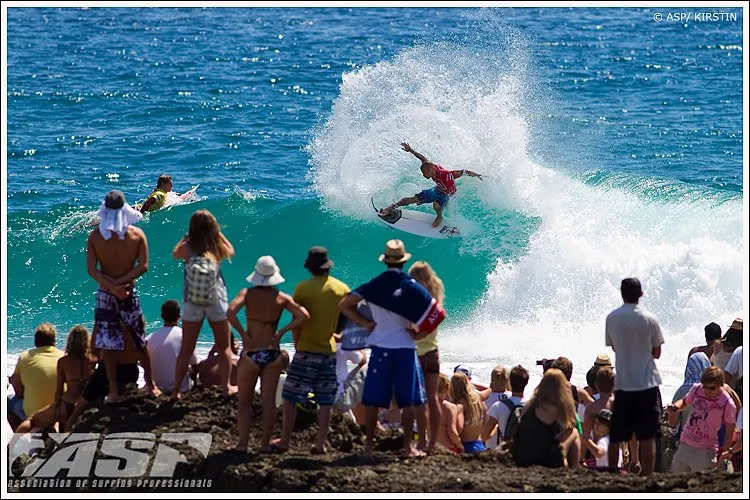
top-left (433, 164), bottom-right (457, 195)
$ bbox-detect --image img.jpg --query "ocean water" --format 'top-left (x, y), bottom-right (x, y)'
top-left (5, 7), bottom-right (745, 398)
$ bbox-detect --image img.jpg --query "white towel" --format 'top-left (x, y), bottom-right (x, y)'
top-left (97, 202), bottom-right (143, 240)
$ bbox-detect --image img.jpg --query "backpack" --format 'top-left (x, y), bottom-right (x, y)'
top-left (185, 254), bottom-right (221, 306)
top-left (497, 395), bottom-right (523, 447)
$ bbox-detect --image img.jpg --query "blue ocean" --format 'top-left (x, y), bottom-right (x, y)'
top-left (5, 7), bottom-right (744, 397)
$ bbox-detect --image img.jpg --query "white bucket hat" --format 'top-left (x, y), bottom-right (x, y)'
top-left (246, 255), bottom-right (285, 287)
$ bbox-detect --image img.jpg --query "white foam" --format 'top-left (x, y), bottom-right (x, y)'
top-left (309, 41), bottom-right (744, 400)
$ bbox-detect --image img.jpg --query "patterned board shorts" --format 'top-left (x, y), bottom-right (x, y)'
top-left (94, 288), bottom-right (147, 351)
top-left (282, 351), bottom-right (338, 407)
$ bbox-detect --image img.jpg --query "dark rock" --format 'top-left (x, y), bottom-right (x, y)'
top-left (7, 387), bottom-right (743, 492)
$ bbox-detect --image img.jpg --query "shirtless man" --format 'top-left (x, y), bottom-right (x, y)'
top-left (86, 190), bottom-right (154, 403)
top-left (687, 322), bottom-right (722, 364)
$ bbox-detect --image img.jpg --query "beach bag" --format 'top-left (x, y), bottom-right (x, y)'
top-left (498, 396), bottom-right (523, 447)
top-left (340, 301), bottom-right (373, 351)
top-left (185, 255), bottom-right (220, 306)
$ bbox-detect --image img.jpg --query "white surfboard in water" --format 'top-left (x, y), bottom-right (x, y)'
top-left (371, 198), bottom-right (461, 239)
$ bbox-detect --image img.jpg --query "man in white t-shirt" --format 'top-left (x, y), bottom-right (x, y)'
top-left (146, 300), bottom-right (198, 394)
top-left (605, 277), bottom-right (665, 476)
top-left (481, 365), bottom-right (529, 450)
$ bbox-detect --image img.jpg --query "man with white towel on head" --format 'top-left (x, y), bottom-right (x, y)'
top-left (87, 190), bottom-right (158, 402)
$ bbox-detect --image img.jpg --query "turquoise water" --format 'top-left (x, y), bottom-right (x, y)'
top-left (5, 8), bottom-right (744, 396)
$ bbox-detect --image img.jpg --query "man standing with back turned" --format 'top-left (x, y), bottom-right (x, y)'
top-left (605, 277), bottom-right (665, 475)
top-left (339, 239), bottom-right (446, 458)
top-left (87, 190), bottom-right (153, 403)
top-left (276, 246), bottom-right (350, 454)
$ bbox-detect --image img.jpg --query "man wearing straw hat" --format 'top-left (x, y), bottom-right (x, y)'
top-left (339, 239), bottom-right (446, 458)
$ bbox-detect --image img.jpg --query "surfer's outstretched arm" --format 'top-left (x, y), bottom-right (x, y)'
top-left (401, 142), bottom-right (430, 164)
top-left (452, 169), bottom-right (483, 180)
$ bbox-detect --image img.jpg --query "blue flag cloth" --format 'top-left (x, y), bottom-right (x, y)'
top-left (354, 270), bottom-right (445, 334)
top-left (340, 301), bottom-right (373, 351)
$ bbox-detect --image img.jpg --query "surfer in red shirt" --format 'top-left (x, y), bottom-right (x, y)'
top-left (381, 143), bottom-right (483, 227)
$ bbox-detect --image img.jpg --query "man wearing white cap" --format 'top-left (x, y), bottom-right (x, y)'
top-left (87, 190), bottom-right (153, 402)
top-left (339, 239), bottom-right (446, 458)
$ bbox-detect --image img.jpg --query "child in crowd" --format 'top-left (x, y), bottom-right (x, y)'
top-left (667, 366), bottom-right (737, 472)
top-left (584, 408), bottom-right (622, 468)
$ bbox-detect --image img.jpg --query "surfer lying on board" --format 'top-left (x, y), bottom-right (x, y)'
top-left (139, 174), bottom-right (174, 214)
top-left (380, 143), bottom-right (483, 227)
top-left (84, 175), bottom-right (182, 227)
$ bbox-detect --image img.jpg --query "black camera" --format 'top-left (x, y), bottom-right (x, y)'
top-left (536, 358), bottom-right (553, 372)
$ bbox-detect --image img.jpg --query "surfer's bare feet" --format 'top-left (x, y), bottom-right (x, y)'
top-left (380, 204), bottom-right (396, 215)
top-left (432, 215), bottom-right (443, 228)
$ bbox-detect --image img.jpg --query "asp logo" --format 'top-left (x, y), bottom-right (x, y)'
top-left (9, 432), bottom-right (212, 479)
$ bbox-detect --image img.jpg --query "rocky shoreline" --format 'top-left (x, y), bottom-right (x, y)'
top-left (9, 386), bottom-right (743, 493)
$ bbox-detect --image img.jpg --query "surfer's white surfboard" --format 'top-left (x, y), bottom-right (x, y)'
top-left (372, 198), bottom-right (461, 239)
top-left (163, 184), bottom-right (200, 209)
top-left (178, 185), bottom-right (199, 201)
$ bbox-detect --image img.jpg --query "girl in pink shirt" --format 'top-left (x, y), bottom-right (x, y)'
top-left (667, 366), bottom-right (736, 472)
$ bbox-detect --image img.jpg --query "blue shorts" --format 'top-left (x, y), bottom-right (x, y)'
top-left (282, 351), bottom-right (338, 407)
top-left (7, 394), bottom-right (27, 421)
top-left (462, 440), bottom-right (487, 454)
top-left (362, 347), bottom-right (426, 408)
top-left (416, 187), bottom-right (451, 208)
